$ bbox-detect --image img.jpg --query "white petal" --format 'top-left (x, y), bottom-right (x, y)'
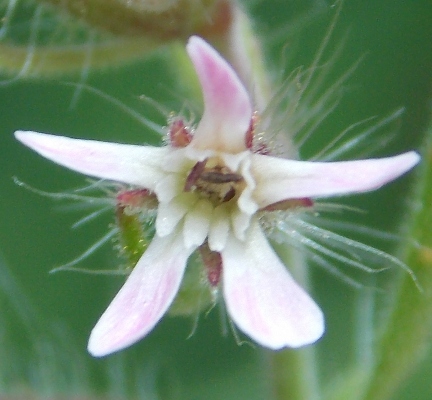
top-left (15, 131), bottom-right (170, 190)
top-left (231, 208), bottom-right (252, 241)
top-left (208, 204), bottom-right (230, 251)
top-left (155, 174), bottom-right (182, 203)
top-left (237, 155), bottom-right (258, 214)
top-left (222, 221), bottom-right (324, 349)
top-left (183, 199), bottom-right (213, 248)
top-left (251, 151), bottom-right (420, 208)
top-left (238, 186), bottom-right (258, 215)
top-left (186, 36), bottom-right (252, 154)
top-left (155, 193), bottom-right (196, 237)
top-left (159, 147), bottom-right (190, 172)
top-left (87, 233), bottom-right (193, 357)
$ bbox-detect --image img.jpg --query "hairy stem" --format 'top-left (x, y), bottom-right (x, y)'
top-left (269, 245), bottom-right (321, 400)
top-left (360, 122), bottom-right (432, 400)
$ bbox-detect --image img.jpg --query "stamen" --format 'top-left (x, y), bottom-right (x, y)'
top-left (222, 186), bottom-right (236, 202)
top-left (245, 112), bottom-right (259, 149)
top-left (244, 112), bottom-right (272, 155)
top-left (199, 169), bottom-right (243, 184)
top-left (199, 241), bottom-right (223, 287)
top-left (184, 160), bottom-right (245, 205)
top-left (184, 159), bottom-right (208, 191)
top-left (116, 188), bottom-right (158, 209)
top-left (169, 117), bottom-right (193, 147)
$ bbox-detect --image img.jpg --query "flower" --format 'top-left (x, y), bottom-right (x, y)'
top-left (15, 36), bottom-right (420, 357)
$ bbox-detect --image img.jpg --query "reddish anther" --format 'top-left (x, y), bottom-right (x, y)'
top-left (199, 241), bottom-right (223, 287)
top-left (116, 189), bottom-right (158, 209)
top-left (184, 159), bottom-right (208, 191)
top-left (169, 118), bottom-right (192, 147)
top-left (222, 186), bottom-right (236, 202)
top-left (245, 112), bottom-right (258, 150)
top-left (245, 121), bottom-right (253, 149)
top-left (199, 170), bottom-right (242, 184)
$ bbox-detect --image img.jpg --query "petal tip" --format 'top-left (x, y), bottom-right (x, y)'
top-left (87, 333), bottom-right (109, 358)
top-left (186, 35), bottom-right (213, 58)
top-left (186, 35), bottom-right (203, 49)
top-left (185, 35), bottom-right (252, 153)
top-left (263, 303), bottom-right (325, 350)
top-left (14, 130), bottom-right (39, 146)
top-left (87, 325), bottom-right (125, 358)
top-left (14, 129), bottom-right (25, 140)
top-left (288, 309), bottom-right (325, 349)
top-left (404, 150), bottom-right (421, 168)
top-left (14, 130), bottom-right (63, 155)
top-left (379, 150), bottom-right (421, 185)
top-left (223, 222), bottom-right (326, 351)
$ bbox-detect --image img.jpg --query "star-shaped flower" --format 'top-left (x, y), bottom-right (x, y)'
top-left (15, 36), bottom-right (420, 357)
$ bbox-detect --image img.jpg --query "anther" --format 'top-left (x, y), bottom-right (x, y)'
top-left (116, 189), bottom-right (158, 209)
top-left (169, 117), bottom-right (192, 147)
top-left (184, 159), bottom-right (208, 191)
top-left (199, 241), bottom-right (223, 287)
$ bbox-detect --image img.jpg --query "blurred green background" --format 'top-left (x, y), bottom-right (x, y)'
top-left (1, 0), bottom-right (432, 398)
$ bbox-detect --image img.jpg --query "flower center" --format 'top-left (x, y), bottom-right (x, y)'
top-left (184, 158), bottom-right (245, 206)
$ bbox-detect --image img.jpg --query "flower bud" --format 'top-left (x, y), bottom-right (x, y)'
top-left (39, 0), bottom-right (230, 38)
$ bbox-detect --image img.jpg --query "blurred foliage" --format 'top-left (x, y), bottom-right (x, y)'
top-left (0, 0), bottom-right (226, 77)
top-left (1, 0), bottom-right (432, 398)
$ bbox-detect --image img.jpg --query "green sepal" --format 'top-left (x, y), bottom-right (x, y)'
top-left (115, 205), bottom-right (150, 270)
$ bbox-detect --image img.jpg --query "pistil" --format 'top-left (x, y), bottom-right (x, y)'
top-left (184, 158), bottom-right (245, 206)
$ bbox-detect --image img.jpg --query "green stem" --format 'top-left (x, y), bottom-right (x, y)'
top-left (360, 123), bottom-right (432, 400)
top-left (270, 245), bottom-right (321, 400)
top-left (354, 286), bottom-right (375, 370)
top-left (270, 347), bottom-right (320, 400)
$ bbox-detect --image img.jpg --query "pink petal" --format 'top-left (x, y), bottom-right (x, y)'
top-left (222, 222), bottom-right (324, 349)
top-left (87, 233), bottom-right (193, 357)
top-left (252, 151), bottom-right (420, 208)
top-left (15, 131), bottom-right (170, 190)
top-left (186, 36), bottom-right (252, 153)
